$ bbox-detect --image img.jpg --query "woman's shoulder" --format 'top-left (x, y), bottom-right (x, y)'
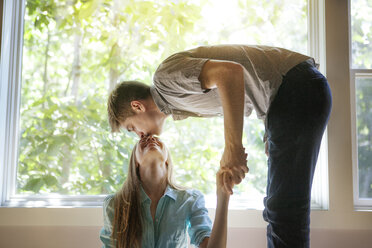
top-left (103, 194), bottom-right (115, 210)
top-left (172, 187), bottom-right (205, 202)
top-left (104, 194), bottom-right (115, 202)
top-left (185, 188), bottom-right (204, 197)
top-left (101, 194), bottom-right (116, 228)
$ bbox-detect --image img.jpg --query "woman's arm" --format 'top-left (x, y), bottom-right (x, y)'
top-left (199, 170), bottom-right (231, 248)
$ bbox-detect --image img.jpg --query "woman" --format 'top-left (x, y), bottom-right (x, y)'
top-left (100, 135), bottom-right (232, 248)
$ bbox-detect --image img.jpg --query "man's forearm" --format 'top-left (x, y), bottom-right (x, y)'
top-left (216, 66), bottom-right (245, 151)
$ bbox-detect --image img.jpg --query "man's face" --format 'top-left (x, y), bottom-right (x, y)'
top-left (121, 111), bottom-right (165, 137)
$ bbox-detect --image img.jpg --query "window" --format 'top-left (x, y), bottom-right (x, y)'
top-left (1, 0), bottom-right (327, 209)
top-left (351, 0), bottom-right (372, 208)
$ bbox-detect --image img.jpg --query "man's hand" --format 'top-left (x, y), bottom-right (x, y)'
top-left (220, 145), bottom-right (248, 194)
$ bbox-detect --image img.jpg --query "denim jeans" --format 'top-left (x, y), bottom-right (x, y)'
top-left (263, 61), bottom-right (332, 248)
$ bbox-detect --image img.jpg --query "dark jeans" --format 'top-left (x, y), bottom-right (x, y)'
top-left (263, 61), bottom-right (332, 248)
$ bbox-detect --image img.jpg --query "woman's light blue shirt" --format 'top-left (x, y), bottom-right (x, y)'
top-left (100, 185), bottom-right (212, 248)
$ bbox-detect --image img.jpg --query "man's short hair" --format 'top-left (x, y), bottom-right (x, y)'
top-left (107, 81), bottom-right (151, 132)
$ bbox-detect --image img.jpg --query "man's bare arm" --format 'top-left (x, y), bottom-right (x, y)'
top-left (199, 60), bottom-right (248, 194)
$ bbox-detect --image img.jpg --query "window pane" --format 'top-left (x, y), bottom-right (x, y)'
top-left (356, 77), bottom-right (372, 199)
top-left (351, 0), bottom-right (372, 69)
top-left (18, 0), bottom-right (308, 207)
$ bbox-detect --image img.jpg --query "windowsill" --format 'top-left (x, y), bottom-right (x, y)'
top-left (1, 207), bottom-right (372, 230)
top-left (1, 193), bottom-right (326, 210)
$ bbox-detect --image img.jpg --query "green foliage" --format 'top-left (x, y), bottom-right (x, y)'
top-left (20, 0), bottom-right (211, 195)
top-left (18, 93), bottom-right (135, 194)
top-left (19, 0), bottom-right (307, 198)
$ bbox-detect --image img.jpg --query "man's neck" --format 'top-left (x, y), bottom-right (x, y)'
top-left (146, 96), bottom-right (170, 119)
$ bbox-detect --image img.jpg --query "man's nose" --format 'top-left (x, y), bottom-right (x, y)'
top-left (146, 135), bottom-right (156, 142)
top-left (135, 130), bottom-right (145, 137)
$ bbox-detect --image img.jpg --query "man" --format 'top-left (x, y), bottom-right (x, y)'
top-left (107, 44), bottom-right (332, 247)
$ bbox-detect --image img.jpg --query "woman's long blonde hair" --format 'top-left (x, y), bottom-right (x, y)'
top-left (112, 143), bottom-right (181, 248)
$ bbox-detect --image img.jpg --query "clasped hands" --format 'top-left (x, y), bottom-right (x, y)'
top-left (218, 145), bottom-right (249, 195)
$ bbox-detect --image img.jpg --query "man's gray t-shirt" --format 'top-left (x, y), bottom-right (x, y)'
top-left (151, 44), bottom-right (313, 121)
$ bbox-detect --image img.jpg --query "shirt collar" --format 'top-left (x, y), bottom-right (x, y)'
top-left (164, 186), bottom-right (178, 201)
top-left (150, 87), bottom-right (171, 115)
top-left (139, 184), bottom-right (178, 204)
top-left (149, 86), bottom-right (194, 121)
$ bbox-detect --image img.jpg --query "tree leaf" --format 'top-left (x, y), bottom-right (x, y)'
top-left (24, 177), bottom-right (44, 192)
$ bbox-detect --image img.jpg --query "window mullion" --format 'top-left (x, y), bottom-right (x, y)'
top-left (350, 70), bottom-right (360, 207)
top-left (308, 0), bottom-right (326, 74)
top-left (351, 69), bottom-right (372, 77)
top-left (308, 0), bottom-right (329, 210)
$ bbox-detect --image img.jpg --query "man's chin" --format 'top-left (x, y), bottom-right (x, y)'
top-left (152, 130), bottom-right (161, 136)
top-left (146, 130), bottom-right (159, 136)
top-left (152, 127), bottom-right (163, 136)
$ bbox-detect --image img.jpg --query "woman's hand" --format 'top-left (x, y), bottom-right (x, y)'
top-left (219, 145), bottom-right (248, 194)
top-left (216, 169), bottom-right (229, 198)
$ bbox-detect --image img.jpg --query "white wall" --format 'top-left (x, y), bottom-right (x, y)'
top-left (0, 226), bottom-right (371, 248)
top-left (1, 0), bottom-right (372, 247)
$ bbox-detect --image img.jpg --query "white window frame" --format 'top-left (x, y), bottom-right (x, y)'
top-left (350, 69), bottom-right (372, 209)
top-left (0, 0), bottom-right (25, 206)
top-left (308, 0), bottom-right (329, 210)
top-left (0, 0), bottom-right (329, 209)
top-left (348, 0), bottom-right (372, 209)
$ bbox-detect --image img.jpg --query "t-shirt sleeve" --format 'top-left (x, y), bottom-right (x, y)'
top-left (153, 52), bottom-right (210, 95)
top-left (100, 195), bottom-right (116, 248)
top-left (187, 190), bottom-right (212, 247)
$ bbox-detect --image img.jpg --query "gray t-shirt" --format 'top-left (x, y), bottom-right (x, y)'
top-left (151, 44), bottom-right (313, 121)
